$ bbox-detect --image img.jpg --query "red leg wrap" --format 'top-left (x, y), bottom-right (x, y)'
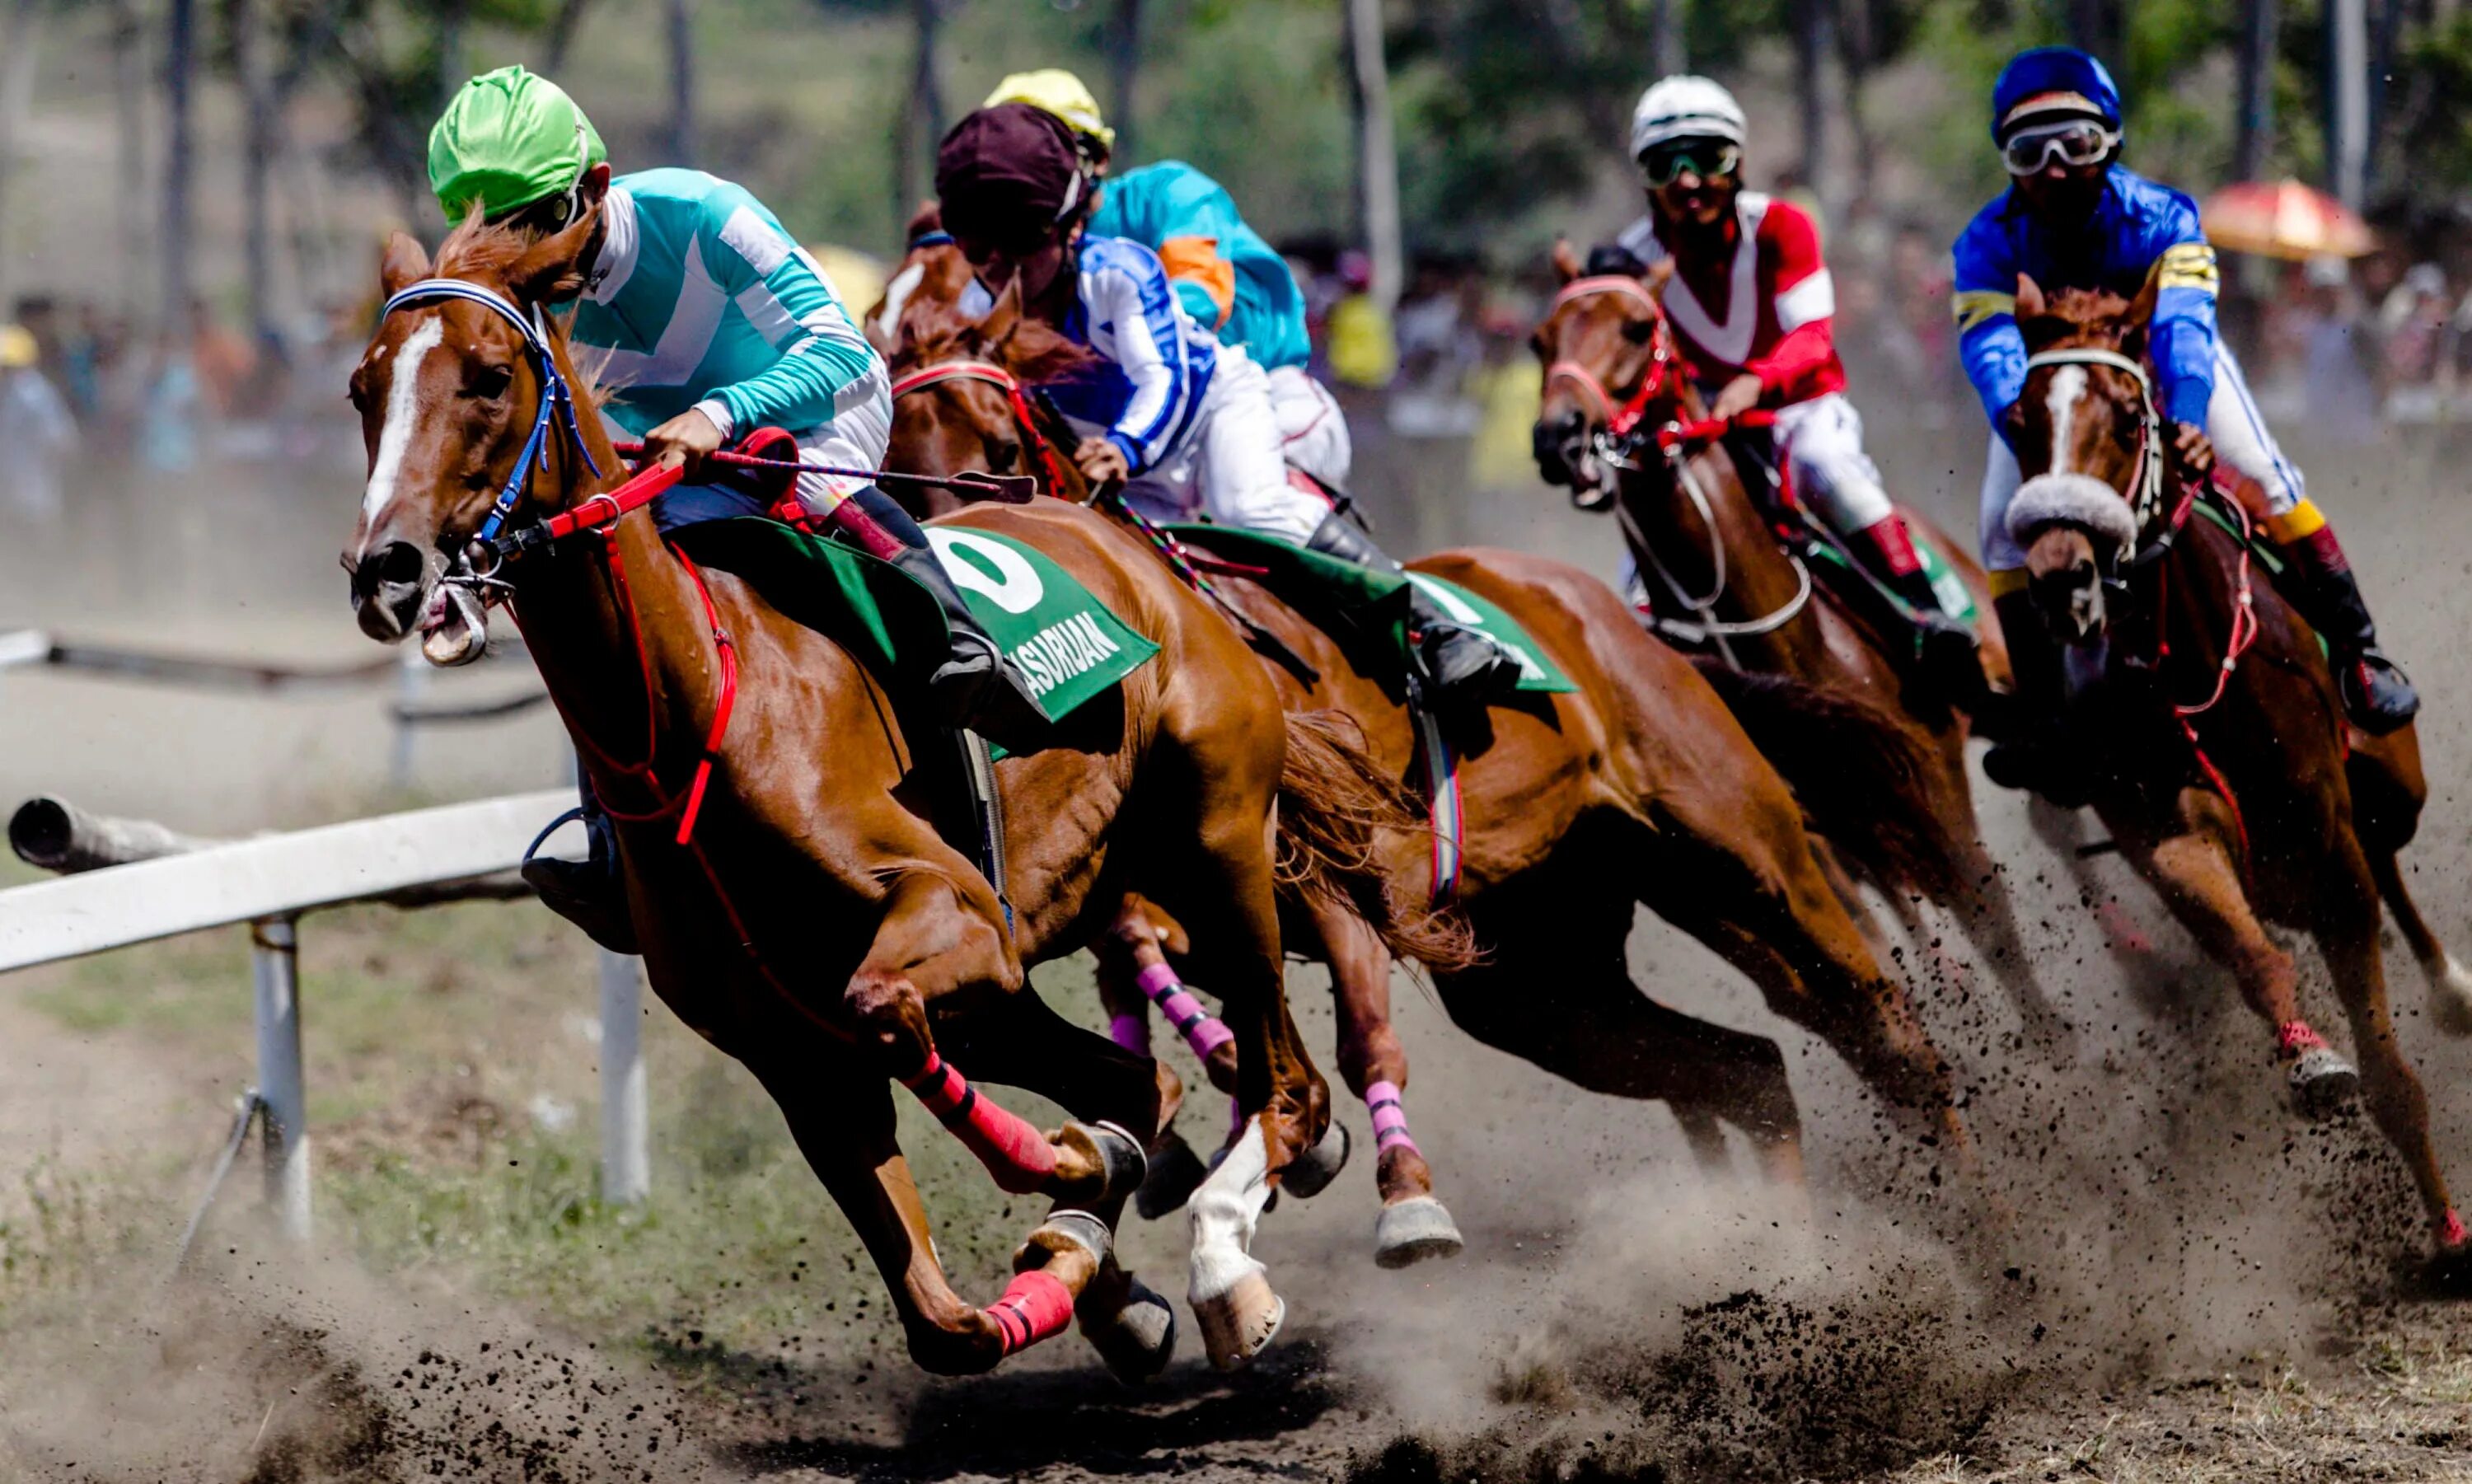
top-left (2441, 1208), bottom-right (2469, 1252)
top-left (903, 1052), bottom-right (1058, 1194)
top-left (985, 1269), bottom-right (1075, 1355)
top-left (2277, 1020), bottom-right (2329, 1056)
top-left (1859, 513), bottom-right (1926, 576)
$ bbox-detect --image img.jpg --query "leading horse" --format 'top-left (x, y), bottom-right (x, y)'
top-left (339, 208), bottom-right (1440, 1374)
top-left (2002, 278), bottom-right (2472, 1263)
top-left (877, 264), bottom-right (1995, 1262)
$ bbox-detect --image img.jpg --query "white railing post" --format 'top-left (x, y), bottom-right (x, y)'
top-left (389, 648), bottom-right (428, 789)
top-left (598, 948), bottom-right (648, 1205)
top-left (251, 915), bottom-right (311, 1242)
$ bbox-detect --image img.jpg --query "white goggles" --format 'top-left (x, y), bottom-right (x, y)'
top-left (2001, 119), bottom-right (2120, 176)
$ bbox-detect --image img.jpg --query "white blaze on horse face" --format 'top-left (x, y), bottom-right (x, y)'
top-left (2044, 364), bottom-right (2088, 477)
top-left (362, 316), bottom-right (445, 524)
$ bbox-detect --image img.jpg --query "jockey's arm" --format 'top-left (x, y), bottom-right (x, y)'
top-left (1950, 213), bottom-right (2030, 435)
top-left (1738, 201), bottom-right (1840, 406)
top-left (2142, 198), bottom-right (2222, 427)
top-left (1084, 249), bottom-right (1200, 474)
top-left (689, 187), bottom-right (882, 440)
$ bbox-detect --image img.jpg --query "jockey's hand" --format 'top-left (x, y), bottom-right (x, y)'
top-left (2171, 420), bottom-right (2216, 478)
top-left (1075, 437), bottom-right (1131, 487)
top-left (643, 406), bottom-right (727, 480)
top-left (1709, 373), bottom-right (1765, 423)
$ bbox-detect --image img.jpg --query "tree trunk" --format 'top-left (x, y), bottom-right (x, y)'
top-left (2327, 0), bottom-right (2368, 207)
top-left (1650, 0), bottom-right (1685, 76)
top-left (893, 0), bottom-right (944, 233)
top-left (112, 0), bottom-right (146, 317)
top-left (0, 0), bottom-right (43, 315)
top-left (1794, 0), bottom-right (1830, 191)
top-left (235, 0), bottom-right (279, 340)
top-left (2065, 0), bottom-right (2127, 86)
top-left (545, 0), bottom-right (596, 73)
top-left (1107, 0), bottom-right (1142, 162)
top-left (164, 0), bottom-right (198, 325)
top-left (667, 0), bottom-right (695, 164)
top-left (2233, 0), bottom-right (2278, 181)
top-left (1344, 0), bottom-right (1401, 311)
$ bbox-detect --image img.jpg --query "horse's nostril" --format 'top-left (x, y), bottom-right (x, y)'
top-left (372, 541), bottom-right (427, 586)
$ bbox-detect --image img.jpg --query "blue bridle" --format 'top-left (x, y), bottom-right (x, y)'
top-left (377, 278), bottom-right (604, 545)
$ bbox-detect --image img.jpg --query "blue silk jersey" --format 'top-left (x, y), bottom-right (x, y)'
top-left (1087, 162), bottom-right (1312, 372)
top-left (1950, 165), bottom-right (2221, 428)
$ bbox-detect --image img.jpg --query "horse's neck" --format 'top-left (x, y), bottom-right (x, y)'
top-left (1621, 443), bottom-right (1811, 664)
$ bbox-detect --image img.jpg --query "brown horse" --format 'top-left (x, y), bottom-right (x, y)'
top-left (2001, 278), bottom-right (2472, 1262)
top-left (877, 269), bottom-right (1994, 1263)
top-left (339, 209), bottom-right (1441, 1375)
top-left (1529, 246), bottom-right (2058, 1039)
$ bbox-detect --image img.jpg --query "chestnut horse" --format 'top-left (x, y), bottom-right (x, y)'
top-left (339, 211), bottom-right (1444, 1375)
top-left (1529, 246), bottom-right (2057, 1037)
top-left (2002, 279), bottom-right (2472, 1263)
top-left (876, 271), bottom-right (1992, 1263)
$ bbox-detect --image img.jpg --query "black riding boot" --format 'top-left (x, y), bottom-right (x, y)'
top-left (1980, 588), bottom-right (2093, 807)
top-left (1304, 512), bottom-right (1524, 705)
top-left (830, 485), bottom-right (1051, 751)
top-left (519, 771), bottom-right (641, 955)
top-left (2270, 520), bottom-right (2419, 735)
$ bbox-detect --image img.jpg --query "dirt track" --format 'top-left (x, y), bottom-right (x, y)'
top-left (5, 431), bottom-right (2472, 1481)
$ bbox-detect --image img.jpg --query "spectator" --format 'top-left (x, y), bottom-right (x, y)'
top-left (136, 330), bottom-right (201, 474)
top-left (0, 323), bottom-right (79, 522)
top-left (2299, 255), bottom-right (2381, 445)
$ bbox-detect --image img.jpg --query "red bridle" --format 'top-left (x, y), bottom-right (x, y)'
top-left (890, 358), bottom-right (1072, 496)
top-left (1543, 275), bottom-right (1678, 439)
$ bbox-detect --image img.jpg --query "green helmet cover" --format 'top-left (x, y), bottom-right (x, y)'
top-left (428, 65), bottom-right (607, 223)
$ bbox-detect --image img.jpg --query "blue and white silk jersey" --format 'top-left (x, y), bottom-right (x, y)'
top-left (1950, 164), bottom-right (2221, 429)
top-left (1043, 235), bottom-right (1219, 475)
top-left (574, 168), bottom-right (882, 442)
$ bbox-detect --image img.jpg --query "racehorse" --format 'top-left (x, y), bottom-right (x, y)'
top-left (339, 208), bottom-right (1456, 1375)
top-left (877, 267), bottom-right (1994, 1263)
top-left (2001, 277), bottom-right (2472, 1262)
top-left (1529, 245), bottom-right (2058, 1037)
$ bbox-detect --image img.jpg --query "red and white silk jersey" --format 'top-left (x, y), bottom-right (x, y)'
top-left (1613, 192), bottom-right (1846, 406)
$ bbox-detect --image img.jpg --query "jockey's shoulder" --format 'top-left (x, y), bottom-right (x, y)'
top-left (612, 166), bottom-right (787, 236)
top-left (1078, 233), bottom-right (1170, 279)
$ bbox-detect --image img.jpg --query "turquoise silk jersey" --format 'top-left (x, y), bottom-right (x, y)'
top-left (572, 168), bottom-right (879, 438)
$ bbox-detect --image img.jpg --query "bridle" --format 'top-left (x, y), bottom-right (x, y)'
top-left (1543, 275), bottom-right (1679, 508)
top-left (890, 357), bottom-right (1072, 497)
top-left (2020, 344), bottom-right (2176, 568)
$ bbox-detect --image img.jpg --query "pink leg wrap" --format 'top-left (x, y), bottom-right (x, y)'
top-left (1366, 1080), bottom-right (1421, 1159)
top-left (1108, 1011), bottom-right (1150, 1056)
top-left (2441, 1209), bottom-right (2469, 1251)
top-left (985, 1269), bottom-right (1075, 1355)
top-left (1136, 960), bottom-right (1236, 1060)
top-left (2278, 1020), bottom-right (2329, 1056)
top-left (902, 1052), bottom-right (1058, 1195)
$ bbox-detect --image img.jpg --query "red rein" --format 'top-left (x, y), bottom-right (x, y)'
top-left (2152, 490), bottom-right (2263, 872)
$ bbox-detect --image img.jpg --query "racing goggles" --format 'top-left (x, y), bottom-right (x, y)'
top-left (2000, 117), bottom-right (2120, 176)
top-left (1638, 140), bottom-right (1741, 189)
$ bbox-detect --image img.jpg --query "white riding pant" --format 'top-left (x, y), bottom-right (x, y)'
top-left (1123, 344), bottom-right (1332, 544)
top-left (1978, 339), bottom-right (2302, 570)
top-left (1772, 391), bottom-right (1894, 536)
top-left (1266, 363), bottom-right (1353, 492)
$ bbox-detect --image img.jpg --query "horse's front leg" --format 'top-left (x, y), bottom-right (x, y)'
top-left (1311, 901), bottom-right (1463, 1268)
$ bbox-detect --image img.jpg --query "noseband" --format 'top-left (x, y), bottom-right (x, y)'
top-left (2020, 344), bottom-right (2177, 565)
top-left (890, 358), bottom-right (1071, 496)
top-left (1543, 275), bottom-right (1678, 445)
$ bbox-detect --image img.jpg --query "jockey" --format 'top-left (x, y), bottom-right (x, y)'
top-left (1613, 74), bottom-right (1978, 692)
top-left (932, 102), bottom-right (1521, 705)
top-left (979, 69), bottom-right (1351, 494)
top-left (427, 67), bottom-right (1039, 950)
top-left (1956, 45), bottom-right (2418, 791)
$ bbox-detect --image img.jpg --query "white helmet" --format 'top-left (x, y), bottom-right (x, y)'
top-left (1629, 75), bottom-right (1747, 161)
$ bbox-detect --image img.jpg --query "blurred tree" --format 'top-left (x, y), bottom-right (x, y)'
top-left (166, 0), bottom-right (198, 316)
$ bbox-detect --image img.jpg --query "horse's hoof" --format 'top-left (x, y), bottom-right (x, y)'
top-left (1280, 1117), bottom-right (1351, 1200)
top-left (1081, 1276), bottom-right (1177, 1384)
top-left (1373, 1195), bottom-right (1464, 1269)
top-left (2287, 1046), bottom-right (2361, 1120)
top-left (1134, 1132), bottom-right (1208, 1220)
top-left (1060, 1120), bottom-right (1149, 1205)
top-left (2426, 955), bottom-right (2472, 1038)
top-left (1193, 1271), bottom-right (1284, 1370)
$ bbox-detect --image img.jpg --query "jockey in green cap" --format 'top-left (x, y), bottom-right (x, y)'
top-left (428, 65), bottom-right (1041, 950)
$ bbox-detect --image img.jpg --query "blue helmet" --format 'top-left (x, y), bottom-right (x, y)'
top-left (1990, 46), bottom-right (2121, 142)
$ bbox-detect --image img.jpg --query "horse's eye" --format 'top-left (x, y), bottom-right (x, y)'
top-left (986, 439), bottom-right (1021, 473)
top-left (346, 380), bottom-right (370, 414)
top-left (466, 364), bottom-right (514, 400)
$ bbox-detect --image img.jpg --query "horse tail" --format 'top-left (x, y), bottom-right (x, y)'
top-left (1690, 660), bottom-right (1966, 901)
top-left (1274, 709), bottom-right (1479, 973)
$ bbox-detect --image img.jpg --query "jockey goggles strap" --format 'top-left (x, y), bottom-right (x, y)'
top-left (2021, 344), bottom-right (2167, 533)
top-left (377, 278), bottom-right (604, 542)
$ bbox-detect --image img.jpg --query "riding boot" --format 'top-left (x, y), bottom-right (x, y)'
top-left (1304, 512), bottom-right (1525, 706)
top-left (2268, 517), bottom-right (2420, 735)
top-left (822, 485), bottom-right (1051, 751)
top-left (1980, 587), bottom-right (2094, 808)
top-left (1849, 512), bottom-right (1982, 703)
top-left (519, 771), bottom-right (642, 955)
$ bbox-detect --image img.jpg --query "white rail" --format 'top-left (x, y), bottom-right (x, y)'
top-left (0, 791), bottom-right (647, 1237)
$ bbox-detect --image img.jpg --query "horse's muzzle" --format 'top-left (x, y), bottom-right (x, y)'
top-left (1531, 413), bottom-right (1583, 489)
top-left (347, 539), bottom-right (431, 643)
top-left (2031, 557), bottom-right (2108, 645)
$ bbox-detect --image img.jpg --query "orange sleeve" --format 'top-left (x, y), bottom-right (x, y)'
top-left (1157, 235), bottom-right (1238, 330)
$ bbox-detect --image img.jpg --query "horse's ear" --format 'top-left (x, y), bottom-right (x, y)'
top-left (2014, 272), bottom-right (2047, 321)
top-left (1551, 237), bottom-right (1582, 283)
top-left (976, 274), bottom-right (1024, 350)
top-left (1643, 258), bottom-right (1674, 297)
top-left (505, 204), bottom-right (602, 306)
top-left (380, 232), bottom-right (431, 297)
top-left (2121, 270), bottom-right (2161, 356)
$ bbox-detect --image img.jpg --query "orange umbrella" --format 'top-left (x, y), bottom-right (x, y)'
top-left (2201, 179), bottom-right (2377, 260)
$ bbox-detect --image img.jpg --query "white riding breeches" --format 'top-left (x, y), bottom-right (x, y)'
top-left (1266, 364), bottom-right (1353, 492)
top-left (1123, 344), bottom-right (1333, 544)
top-left (1978, 338), bottom-right (2301, 570)
top-left (1772, 391), bottom-right (1893, 537)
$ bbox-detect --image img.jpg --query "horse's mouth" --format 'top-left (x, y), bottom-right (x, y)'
top-left (419, 580), bottom-right (489, 667)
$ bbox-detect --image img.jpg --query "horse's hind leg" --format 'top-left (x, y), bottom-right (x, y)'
top-left (2369, 850), bottom-right (2472, 1037)
top-left (1311, 901), bottom-right (1465, 1267)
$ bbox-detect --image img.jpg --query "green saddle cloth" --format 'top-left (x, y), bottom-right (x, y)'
top-left (1161, 524), bottom-right (1574, 693)
top-left (672, 515), bottom-right (1158, 723)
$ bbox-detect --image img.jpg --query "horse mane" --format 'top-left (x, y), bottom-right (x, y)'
top-left (428, 208), bottom-right (615, 410)
top-left (2020, 285), bottom-right (2136, 351)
